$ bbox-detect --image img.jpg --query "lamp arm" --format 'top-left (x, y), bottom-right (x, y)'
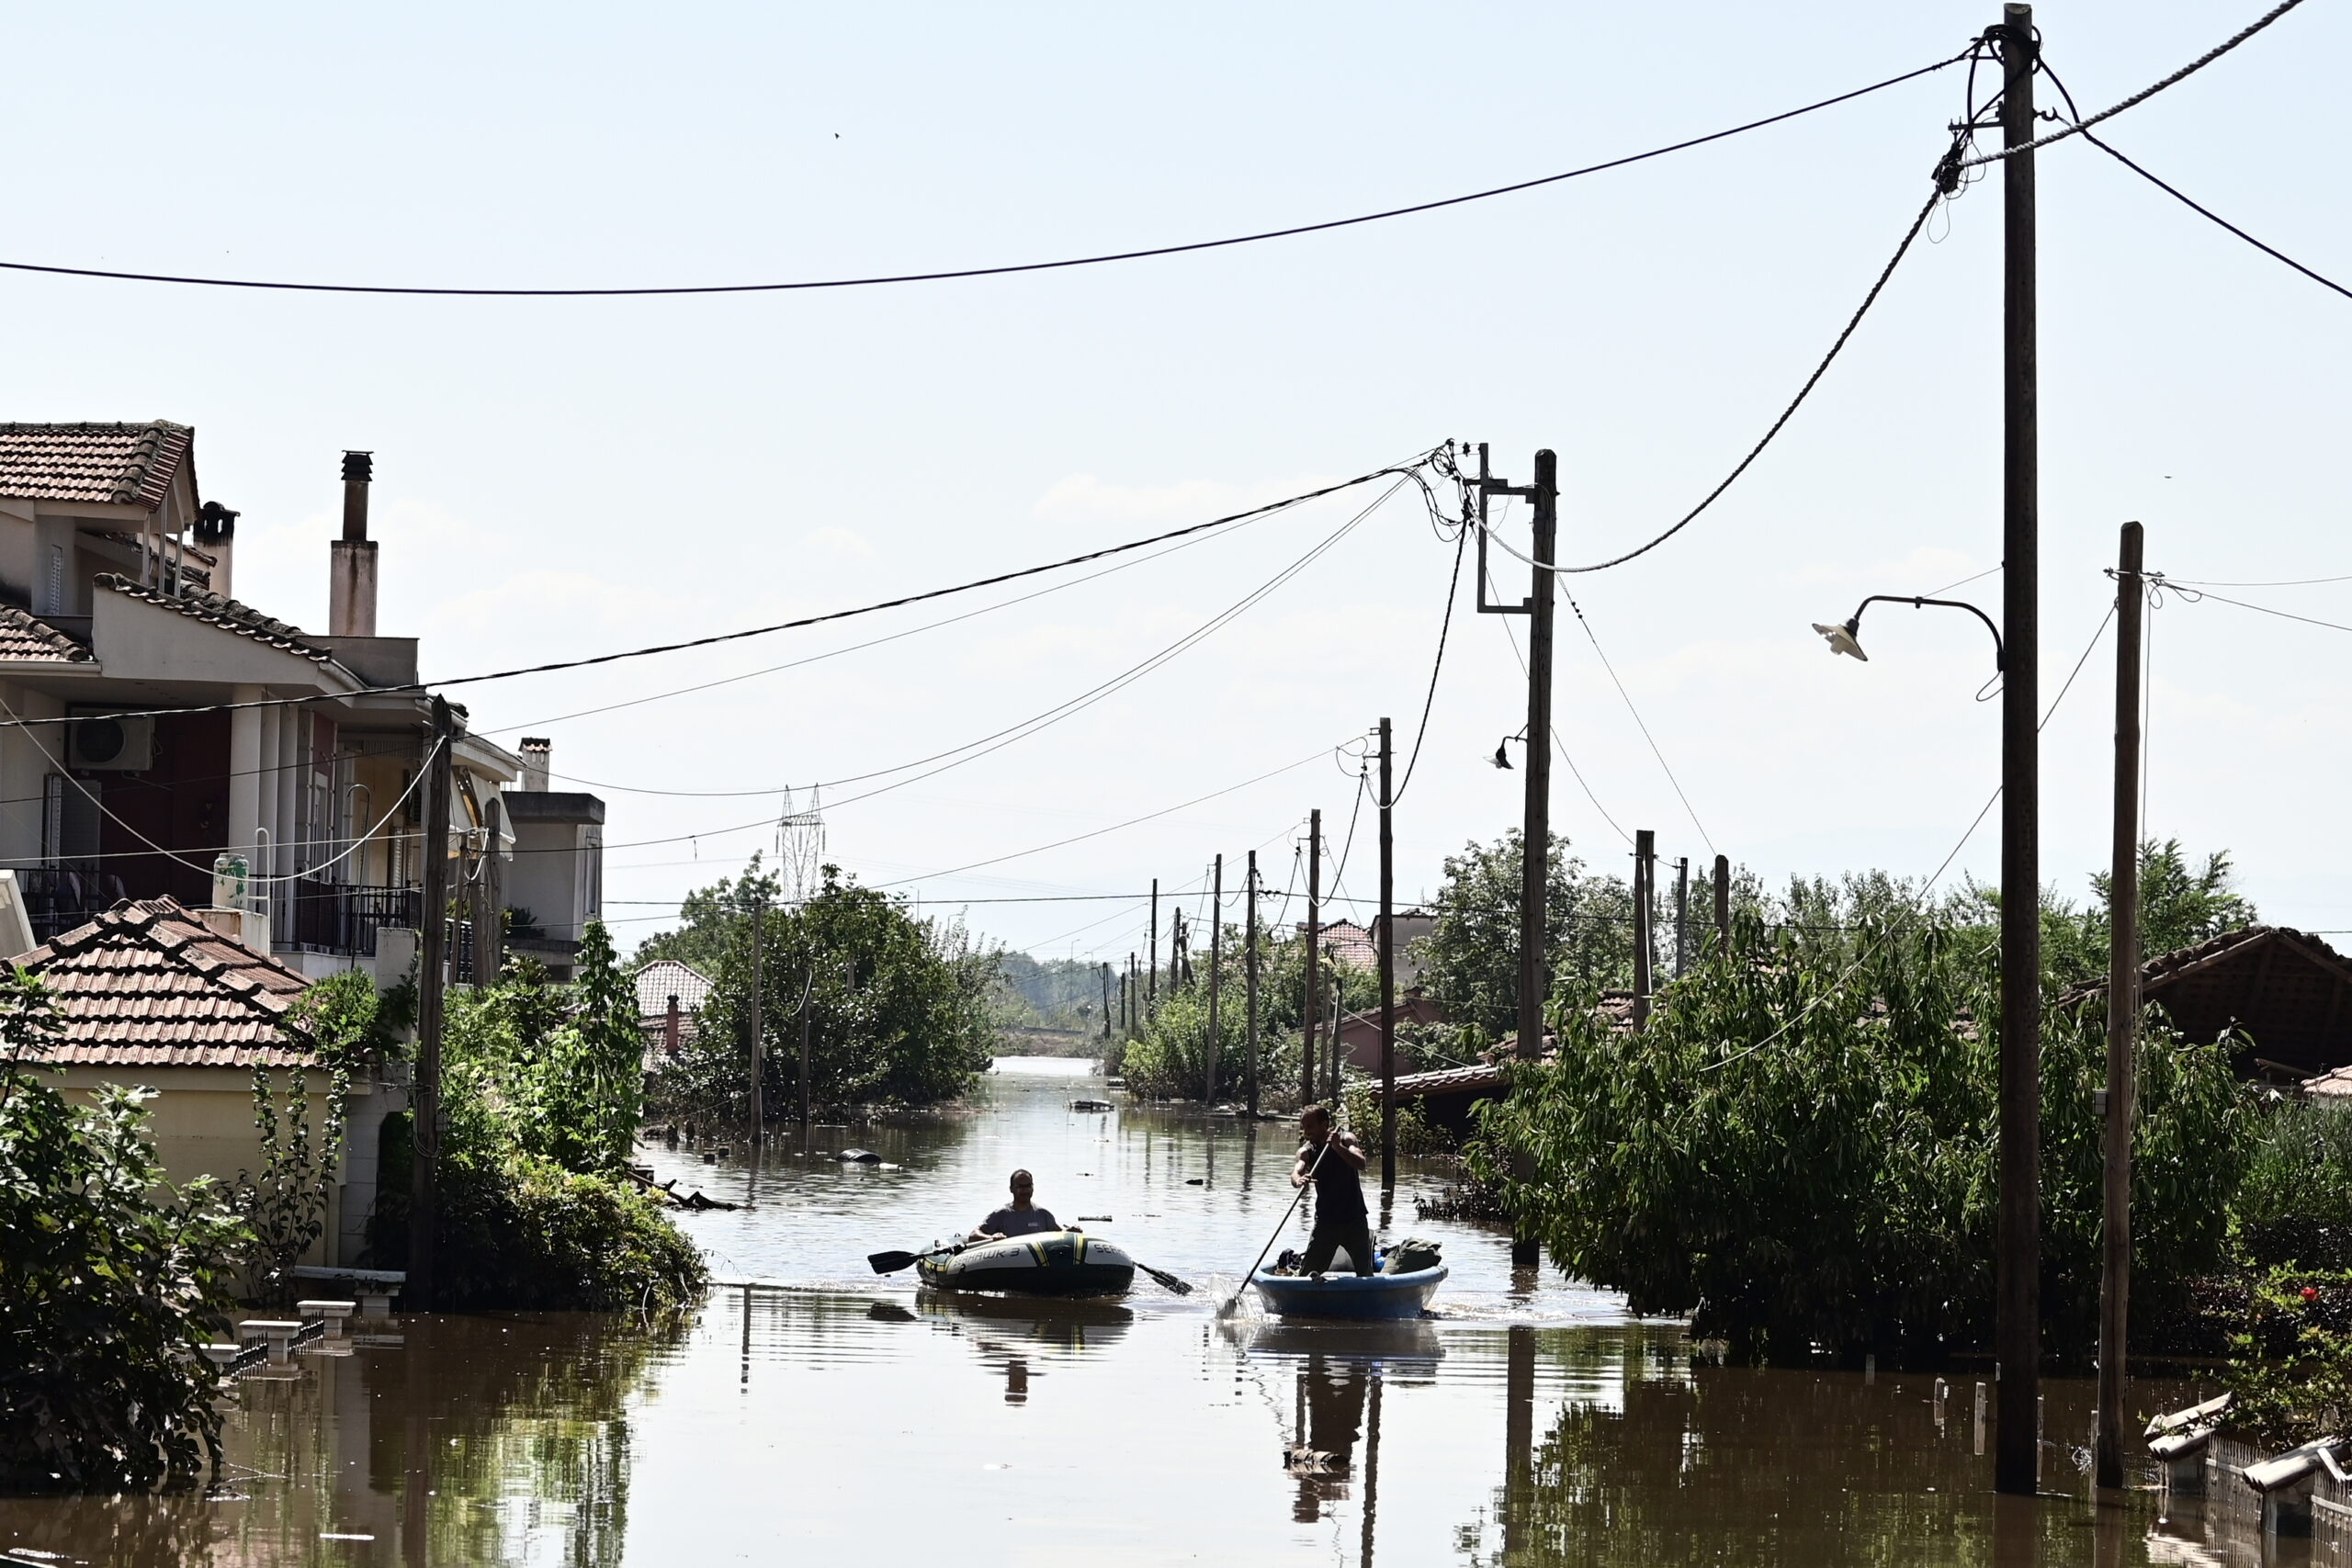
top-left (1848, 594), bottom-right (2006, 671)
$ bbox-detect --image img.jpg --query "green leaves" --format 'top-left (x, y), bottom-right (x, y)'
top-left (1, 1021), bottom-right (246, 1493)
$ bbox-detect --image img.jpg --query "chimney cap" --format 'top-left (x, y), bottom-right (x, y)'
top-left (341, 451), bottom-right (374, 482)
top-left (519, 737), bottom-right (551, 753)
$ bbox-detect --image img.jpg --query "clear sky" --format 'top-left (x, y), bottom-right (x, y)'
top-left (5, 1), bottom-right (2346, 964)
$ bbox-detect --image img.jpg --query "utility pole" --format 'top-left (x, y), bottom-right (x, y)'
top-left (797, 970), bottom-right (814, 1137)
top-left (1148, 880), bottom-right (1159, 1017)
top-left (1101, 963), bottom-right (1113, 1047)
top-left (2096, 521), bottom-right (2145, 1491)
top-left (1632, 830), bottom-right (1655, 1030)
top-left (1995, 0), bottom-right (2043, 1501)
top-left (749, 897), bottom-right (765, 1140)
top-left (471, 796), bottom-right (504, 986)
top-left (1246, 851), bottom-right (1261, 1116)
top-left (1173, 908), bottom-right (1188, 989)
top-left (1205, 855), bottom-right (1224, 1105)
top-left (1713, 853), bottom-right (1731, 957)
top-left (1303, 808), bottom-right (1322, 1107)
top-left (1474, 446), bottom-right (1558, 1267)
top-left (1327, 973), bottom-right (1343, 1104)
top-left (1376, 716), bottom-right (1396, 1190)
top-left (408, 696), bottom-right (455, 1309)
top-left (1674, 857), bottom-right (1690, 979)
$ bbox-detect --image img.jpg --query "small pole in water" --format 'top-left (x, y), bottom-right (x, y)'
top-left (1303, 808), bottom-right (1321, 1108)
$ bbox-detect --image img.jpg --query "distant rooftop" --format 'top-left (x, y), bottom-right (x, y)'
top-left (0, 421), bottom-right (192, 509)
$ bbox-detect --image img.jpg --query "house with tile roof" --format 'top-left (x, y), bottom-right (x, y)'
top-left (0, 423), bottom-right (605, 980)
top-left (20, 896), bottom-right (406, 1268)
top-left (634, 957), bottom-right (715, 1064)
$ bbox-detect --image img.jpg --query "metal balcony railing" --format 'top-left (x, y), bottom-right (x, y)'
top-left (284, 879), bottom-right (424, 957)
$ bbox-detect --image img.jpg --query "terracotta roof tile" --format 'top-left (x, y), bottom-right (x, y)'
top-left (0, 605), bottom-right (93, 664)
top-left (0, 422), bottom-right (192, 509)
top-left (96, 575), bottom-right (337, 665)
top-left (18, 897), bottom-right (317, 1069)
top-left (635, 958), bottom-right (714, 1022)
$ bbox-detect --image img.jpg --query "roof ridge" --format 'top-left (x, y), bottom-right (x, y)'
top-left (95, 574), bottom-right (335, 664)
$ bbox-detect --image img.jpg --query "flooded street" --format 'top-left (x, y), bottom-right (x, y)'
top-left (2, 1060), bottom-right (2254, 1566)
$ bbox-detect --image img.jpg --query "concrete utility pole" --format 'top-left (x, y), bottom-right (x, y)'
top-left (1376, 716), bottom-right (1396, 1190)
top-left (471, 796), bottom-right (503, 986)
top-left (1674, 856), bottom-right (1690, 979)
top-left (1246, 851), bottom-right (1261, 1116)
top-left (1633, 830), bottom-right (1656, 1030)
top-left (2096, 521), bottom-right (2146, 1491)
top-left (1303, 808), bottom-right (1322, 1107)
top-left (1148, 880), bottom-right (1159, 1017)
top-left (1995, 0), bottom-right (2043, 1500)
top-left (409, 696), bottom-right (456, 1309)
top-left (1475, 446), bottom-right (1558, 1266)
top-left (1713, 853), bottom-right (1732, 956)
top-left (1205, 856), bottom-right (1224, 1104)
top-left (749, 898), bottom-right (765, 1139)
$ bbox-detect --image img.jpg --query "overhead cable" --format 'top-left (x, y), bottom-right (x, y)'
top-left (2081, 130), bottom-right (2352, 302)
top-left (1561, 591), bottom-right (1716, 854)
top-left (0, 455), bottom-right (1435, 730)
top-left (0, 54), bottom-right (1970, 299)
top-left (1392, 522), bottom-right (1467, 806)
top-left (1955, 0), bottom-right (2312, 168)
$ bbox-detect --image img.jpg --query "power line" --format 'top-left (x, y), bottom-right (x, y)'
top-left (2159, 572), bottom-right (2352, 589)
top-left (2081, 129), bottom-right (2352, 302)
top-left (1560, 589), bottom-right (1715, 855)
top-left (0, 456), bottom-right (1438, 731)
top-left (0, 54), bottom-right (1971, 299)
top-left (1482, 553), bottom-right (1633, 846)
top-left (2159, 582), bottom-right (2352, 637)
top-left (1956, 0), bottom-right (2312, 168)
top-left (1392, 521), bottom-right (1466, 806)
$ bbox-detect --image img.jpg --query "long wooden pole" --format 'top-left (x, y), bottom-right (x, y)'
top-left (1996, 0), bottom-right (2044, 1498)
top-left (1377, 716), bottom-right (1396, 1189)
top-left (1204, 856), bottom-right (1224, 1105)
top-left (2095, 521), bottom-right (2145, 1490)
top-left (1303, 808), bottom-right (1321, 1107)
top-left (1511, 451), bottom-right (1556, 1266)
top-left (1148, 879), bottom-right (1159, 1017)
top-left (408, 697), bottom-right (455, 1309)
top-left (1713, 852), bottom-right (1731, 956)
top-left (1633, 829), bottom-right (1655, 1030)
top-left (1246, 852), bottom-right (1261, 1116)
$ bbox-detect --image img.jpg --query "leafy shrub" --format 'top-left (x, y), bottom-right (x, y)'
top-left (2234, 1099), bottom-right (2352, 1271)
top-left (2223, 1267), bottom-right (2352, 1446)
top-left (0, 1068), bottom-right (246, 1492)
top-left (228, 1064), bottom-right (349, 1305)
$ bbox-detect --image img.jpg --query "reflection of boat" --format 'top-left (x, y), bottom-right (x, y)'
top-left (1238, 1317), bottom-right (1443, 1367)
top-left (1250, 1266), bottom-right (1447, 1321)
top-left (915, 1230), bottom-right (1136, 1295)
top-left (915, 1289), bottom-right (1134, 1348)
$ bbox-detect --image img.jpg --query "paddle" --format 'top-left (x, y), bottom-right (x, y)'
top-left (1134, 1260), bottom-right (1193, 1295)
top-left (867, 1244), bottom-right (954, 1275)
top-left (1216, 1138), bottom-right (1332, 1319)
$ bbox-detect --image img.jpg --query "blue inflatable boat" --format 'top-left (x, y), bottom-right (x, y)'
top-left (1250, 1265), bottom-right (1447, 1321)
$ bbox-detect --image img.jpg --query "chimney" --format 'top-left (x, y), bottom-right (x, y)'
top-left (329, 450), bottom-right (379, 637)
top-left (520, 737), bottom-right (551, 792)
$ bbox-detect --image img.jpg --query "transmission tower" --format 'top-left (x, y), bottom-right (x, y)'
top-left (775, 786), bottom-right (828, 904)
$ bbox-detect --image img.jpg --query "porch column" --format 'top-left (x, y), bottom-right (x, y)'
top-left (228, 686), bottom-right (265, 879)
top-left (256, 702), bottom-right (281, 877)
top-left (276, 708), bottom-right (302, 878)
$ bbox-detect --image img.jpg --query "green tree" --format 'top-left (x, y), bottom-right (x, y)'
top-left (1, 972), bottom-right (248, 1492)
top-left (1414, 831), bottom-right (1641, 1041)
top-left (1120, 925), bottom-right (1378, 1101)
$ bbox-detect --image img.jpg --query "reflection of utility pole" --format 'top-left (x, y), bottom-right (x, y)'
top-left (1504, 1325), bottom-right (1535, 1559)
top-left (1361, 1374), bottom-right (1385, 1568)
top-left (1246, 851), bottom-right (1261, 1116)
top-left (409, 696), bottom-right (455, 1309)
top-left (1302, 808), bottom-right (1321, 1107)
top-left (1376, 715), bottom-right (1396, 1190)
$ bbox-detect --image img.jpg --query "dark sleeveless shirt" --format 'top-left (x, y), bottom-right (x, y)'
top-left (1301, 1139), bottom-right (1367, 1220)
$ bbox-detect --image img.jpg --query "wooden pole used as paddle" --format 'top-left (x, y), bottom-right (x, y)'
top-left (1217, 1138), bottom-right (1333, 1319)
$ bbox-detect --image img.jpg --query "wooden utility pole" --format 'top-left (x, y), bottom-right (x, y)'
top-left (1246, 851), bottom-right (1261, 1116)
top-left (1148, 880), bottom-right (1159, 1017)
top-left (749, 898), bottom-right (765, 1139)
top-left (1376, 716), bottom-right (1396, 1189)
top-left (1204, 856), bottom-right (1224, 1105)
top-left (408, 696), bottom-right (456, 1309)
top-left (1674, 856), bottom-right (1690, 979)
top-left (1101, 963), bottom-right (1113, 1045)
top-left (1995, 0), bottom-right (2044, 1499)
top-left (2096, 521), bottom-right (2146, 1491)
top-left (1632, 830), bottom-right (1655, 1030)
top-left (471, 796), bottom-right (504, 986)
top-left (1713, 853), bottom-right (1731, 956)
top-left (1303, 808), bottom-right (1322, 1107)
top-left (1327, 973), bottom-right (1343, 1104)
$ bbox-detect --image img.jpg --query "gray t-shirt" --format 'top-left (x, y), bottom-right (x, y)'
top-left (978, 1204), bottom-right (1059, 1237)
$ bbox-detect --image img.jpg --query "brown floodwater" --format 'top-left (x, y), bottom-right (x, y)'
top-left (0, 1058), bottom-right (2276, 1566)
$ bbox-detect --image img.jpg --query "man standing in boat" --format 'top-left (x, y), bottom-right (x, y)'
top-left (1292, 1105), bottom-right (1374, 1276)
top-left (969, 1168), bottom-right (1062, 1241)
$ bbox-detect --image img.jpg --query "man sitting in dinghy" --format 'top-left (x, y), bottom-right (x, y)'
top-left (1292, 1106), bottom-right (1374, 1277)
top-left (969, 1169), bottom-right (1064, 1241)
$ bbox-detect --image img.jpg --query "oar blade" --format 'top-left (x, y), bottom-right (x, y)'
top-left (867, 1249), bottom-right (921, 1274)
top-left (1137, 1261), bottom-right (1193, 1295)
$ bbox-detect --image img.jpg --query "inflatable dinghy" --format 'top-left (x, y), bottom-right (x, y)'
top-left (916, 1229), bottom-right (1135, 1296)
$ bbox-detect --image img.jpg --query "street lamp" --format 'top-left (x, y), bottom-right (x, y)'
top-left (1812, 594), bottom-right (2005, 671)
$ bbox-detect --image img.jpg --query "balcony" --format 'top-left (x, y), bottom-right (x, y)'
top-left (21, 864), bottom-right (130, 944)
top-left (283, 878), bottom-right (423, 958)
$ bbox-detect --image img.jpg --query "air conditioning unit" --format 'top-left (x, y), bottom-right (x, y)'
top-left (68, 709), bottom-right (155, 772)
